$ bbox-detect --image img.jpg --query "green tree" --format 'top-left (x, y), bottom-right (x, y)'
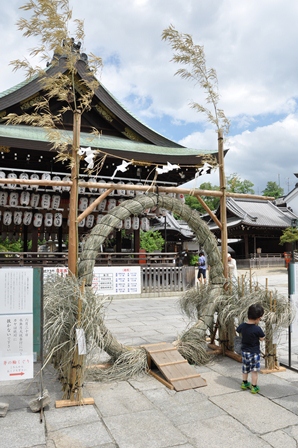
top-left (140, 230), bottom-right (164, 252)
top-left (280, 227), bottom-right (298, 246)
top-left (226, 173), bottom-right (254, 194)
top-left (262, 181), bottom-right (284, 199)
top-left (185, 182), bottom-right (220, 213)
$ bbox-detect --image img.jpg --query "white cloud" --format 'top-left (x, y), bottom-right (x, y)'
top-left (1, 0), bottom-right (298, 197)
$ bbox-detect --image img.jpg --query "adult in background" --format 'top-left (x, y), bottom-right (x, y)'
top-left (198, 251), bottom-right (207, 284)
top-left (228, 253), bottom-right (237, 280)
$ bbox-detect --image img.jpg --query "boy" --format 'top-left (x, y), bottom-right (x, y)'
top-left (236, 303), bottom-right (265, 394)
top-left (197, 251), bottom-right (207, 284)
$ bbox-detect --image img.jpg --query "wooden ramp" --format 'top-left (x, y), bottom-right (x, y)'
top-left (143, 342), bottom-right (207, 391)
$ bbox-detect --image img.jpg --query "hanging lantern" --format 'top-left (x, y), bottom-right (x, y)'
top-left (89, 197), bottom-right (97, 208)
top-left (0, 171), bottom-right (5, 179)
top-left (19, 172), bottom-right (29, 189)
top-left (30, 193), bottom-right (40, 208)
top-left (23, 211), bottom-right (33, 226)
top-left (107, 198), bottom-right (117, 211)
top-left (33, 213), bottom-right (43, 227)
top-left (116, 219), bottom-right (123, 230)
top-left (54, 213), bottom-right (63, 227)
top-left (176, 193), bottom-right (185, 203)
top-left (98, 199), bottom-right (107, 212)
top-left (96, 214), bottom-right (103, 225)
top-left (98, 179), bottom-right (106, 194)
top-left (78, 179), bottom-right (86, 194)
top-left (124, 216), bottom-right (131, 230)
top-left (132, 216), bottom-right (139, 230)
top-left (30, 173), bottom-right (39, 190)
top-left (14, 211), bottom-right (23, 226)
top-left (141, 217), bottom-right (150, 231)
top-left (85, 214), bottom-right (95, 228)
top-left (7, 172), bottom-right (17, 189)
top-left (44, 213), bottom-right (53, 227)
top-left (42, 173), bottom-right (51, 181)
top-left (3, 211), bottom-right (12, 226)
top-left (51, 195), bottom-right (61, 210)
top-left (135, 182), bottom-right (143, 195)
top-left (9, 192), bottom-right (19, 207)
top-left (126, 183), bottom-right (135, 197)
top-left (62, 176), bottom-right (71, 192)
top-left (0, 191), bottom-right (8, 206)
top-left (78, 197), bottom-right (89, 211)
top-left (20, 191), bottom-right (30, 206)
top-left (52, 175), bottom-right (62, 192)
top-left (78, 217), bottom-right (85, 227)
top-left (41, 194), bottom-right (51, 209)
top-left (88, 177), bottom-right (97, 193)
top-left (117, 182), bottom-right (126, 196)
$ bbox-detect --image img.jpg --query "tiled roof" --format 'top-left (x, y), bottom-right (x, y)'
top-left (227, 198), bottom-right (295, 228)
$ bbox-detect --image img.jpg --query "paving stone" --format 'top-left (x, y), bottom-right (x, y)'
top-left (44, 403), bottom-right (100, 431)
top-left (210, 390), bottom-right (298, 434)
top-left (47, 420), bottom-right (113, 448)
top-left (87, 381), bottom-right (154, 417)
top-left (0, 409), bottom-right (46, 448)
top-left (261, 429), bottom-right (297, 447)
top-left (104, 409), bottom-right (187, 448)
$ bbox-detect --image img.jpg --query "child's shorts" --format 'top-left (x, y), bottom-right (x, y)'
top-left (241, 351), bottom-right (261, 373)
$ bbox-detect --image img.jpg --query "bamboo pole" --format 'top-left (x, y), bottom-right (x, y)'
top-left (218, 129), bottom-right (228, 278)
top-left (68, 110), bottom-right (81, 277)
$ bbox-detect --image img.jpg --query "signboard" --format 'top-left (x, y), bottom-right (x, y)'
top-left (93, 266), bottom-right (141, 295)
top-left (0, 269), bottom-right (34, 381)
top-left (44, 266), bottom-right (141, 295)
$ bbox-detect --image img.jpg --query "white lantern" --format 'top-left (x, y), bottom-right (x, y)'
top-left (13, 211), bottom-right (23, 226)
top-left (0, 191), bottom-right (8, 206)
top-left (98, 179), bottom-right (106, 194)
top-left (3, 211), bottom-right (12, 226)
top-left (78, 217), bottom-right (85, 227)
top-left (107, 198), bottom-right (117, 211)
top-left (54, 213), bottom-right (63, 227)
top-left (9, 192), bottom-right (19, 207)
top-left (88, 177), bottom-right (97, 193)
top-left (176, 193), bottom-right (185, 203)
top-left (78, 197), bottom-right (89, 211)
top-left (85, 214), bottom-right (95, 228)
top-left (117, 182), bottom-right (126, 196)
top-left (33, 213), bottom-right (43, 227)
top-left (7, 172), bottom-right (17, 189)
top-left (20, 191), bottom-right (30, 206)
top-left (132, 216), bottom-right (139, 230)
top-left (78, 179), bottom-right (86, 194)
top-left (44, 213), bottom-right (53, 227)
top-left (0, 171), bottom-right (5, 179)
top-left (126, 184), bottom-right (135, 197)
top-left (19, 172), bottom-right (29, 188)
top-left (23, 211), bottom-right (33, 226)
top-left (96, 214), bottom-right (103, 225)
top-left (30, 173), bottom-right (39, 190)
top-left (30, 193), bottom-right (40, 208)
top-left (51, 195), bottom-right (61, 210)
top-left (62, 176), bottom-right (71, 192)
top-left (116, 219), bottom-right (123, 229)
top-left (135, 182), bottom-right (143, 195)
top-left (52, 175), bottom-right (62, 192)
top-left (42, 173), bottom-right (51, 181)
top-left (141, 217), bottom-right (150, 231)
top-left (124, 217), bottom-right (131, 229)
top-left (41, 194), bottom-right (51, 209)
top-left (98, 199), bottom-right (107, 212)
top-left (89, 197), bottom-right (97, 209)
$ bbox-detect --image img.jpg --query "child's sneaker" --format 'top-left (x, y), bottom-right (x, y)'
top-left (241, 381), bottom-right (251, 390)
top-left (251, 385), bottom-right (260, 394)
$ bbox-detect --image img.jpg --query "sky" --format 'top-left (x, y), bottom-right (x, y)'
top-left (1, 0), bottom-right (298, 195)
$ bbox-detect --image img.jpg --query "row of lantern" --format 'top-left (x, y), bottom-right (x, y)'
top-left (0, 191), bottom-right (186, 211)
top-left (0, 210), bottom-right (150, 230)
top-left (0, 191), bottom-right (61, 209)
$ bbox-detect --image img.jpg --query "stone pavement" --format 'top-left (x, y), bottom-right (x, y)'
top-left (2, 266), bottom-right (298, 448)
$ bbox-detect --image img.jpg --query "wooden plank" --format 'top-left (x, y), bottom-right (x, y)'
top-left (170, 373), bottom-right (202, 382)
top-left (55, 398), bottom-right (95, 408)
top-left (149, 347), bottom-right (177, 354)
top-left (149, 370), bottom-right (174, 390)
top-left (159, 360), bottom-right (188, 367)
top-left (173, 376), bottom-right (207, 392)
